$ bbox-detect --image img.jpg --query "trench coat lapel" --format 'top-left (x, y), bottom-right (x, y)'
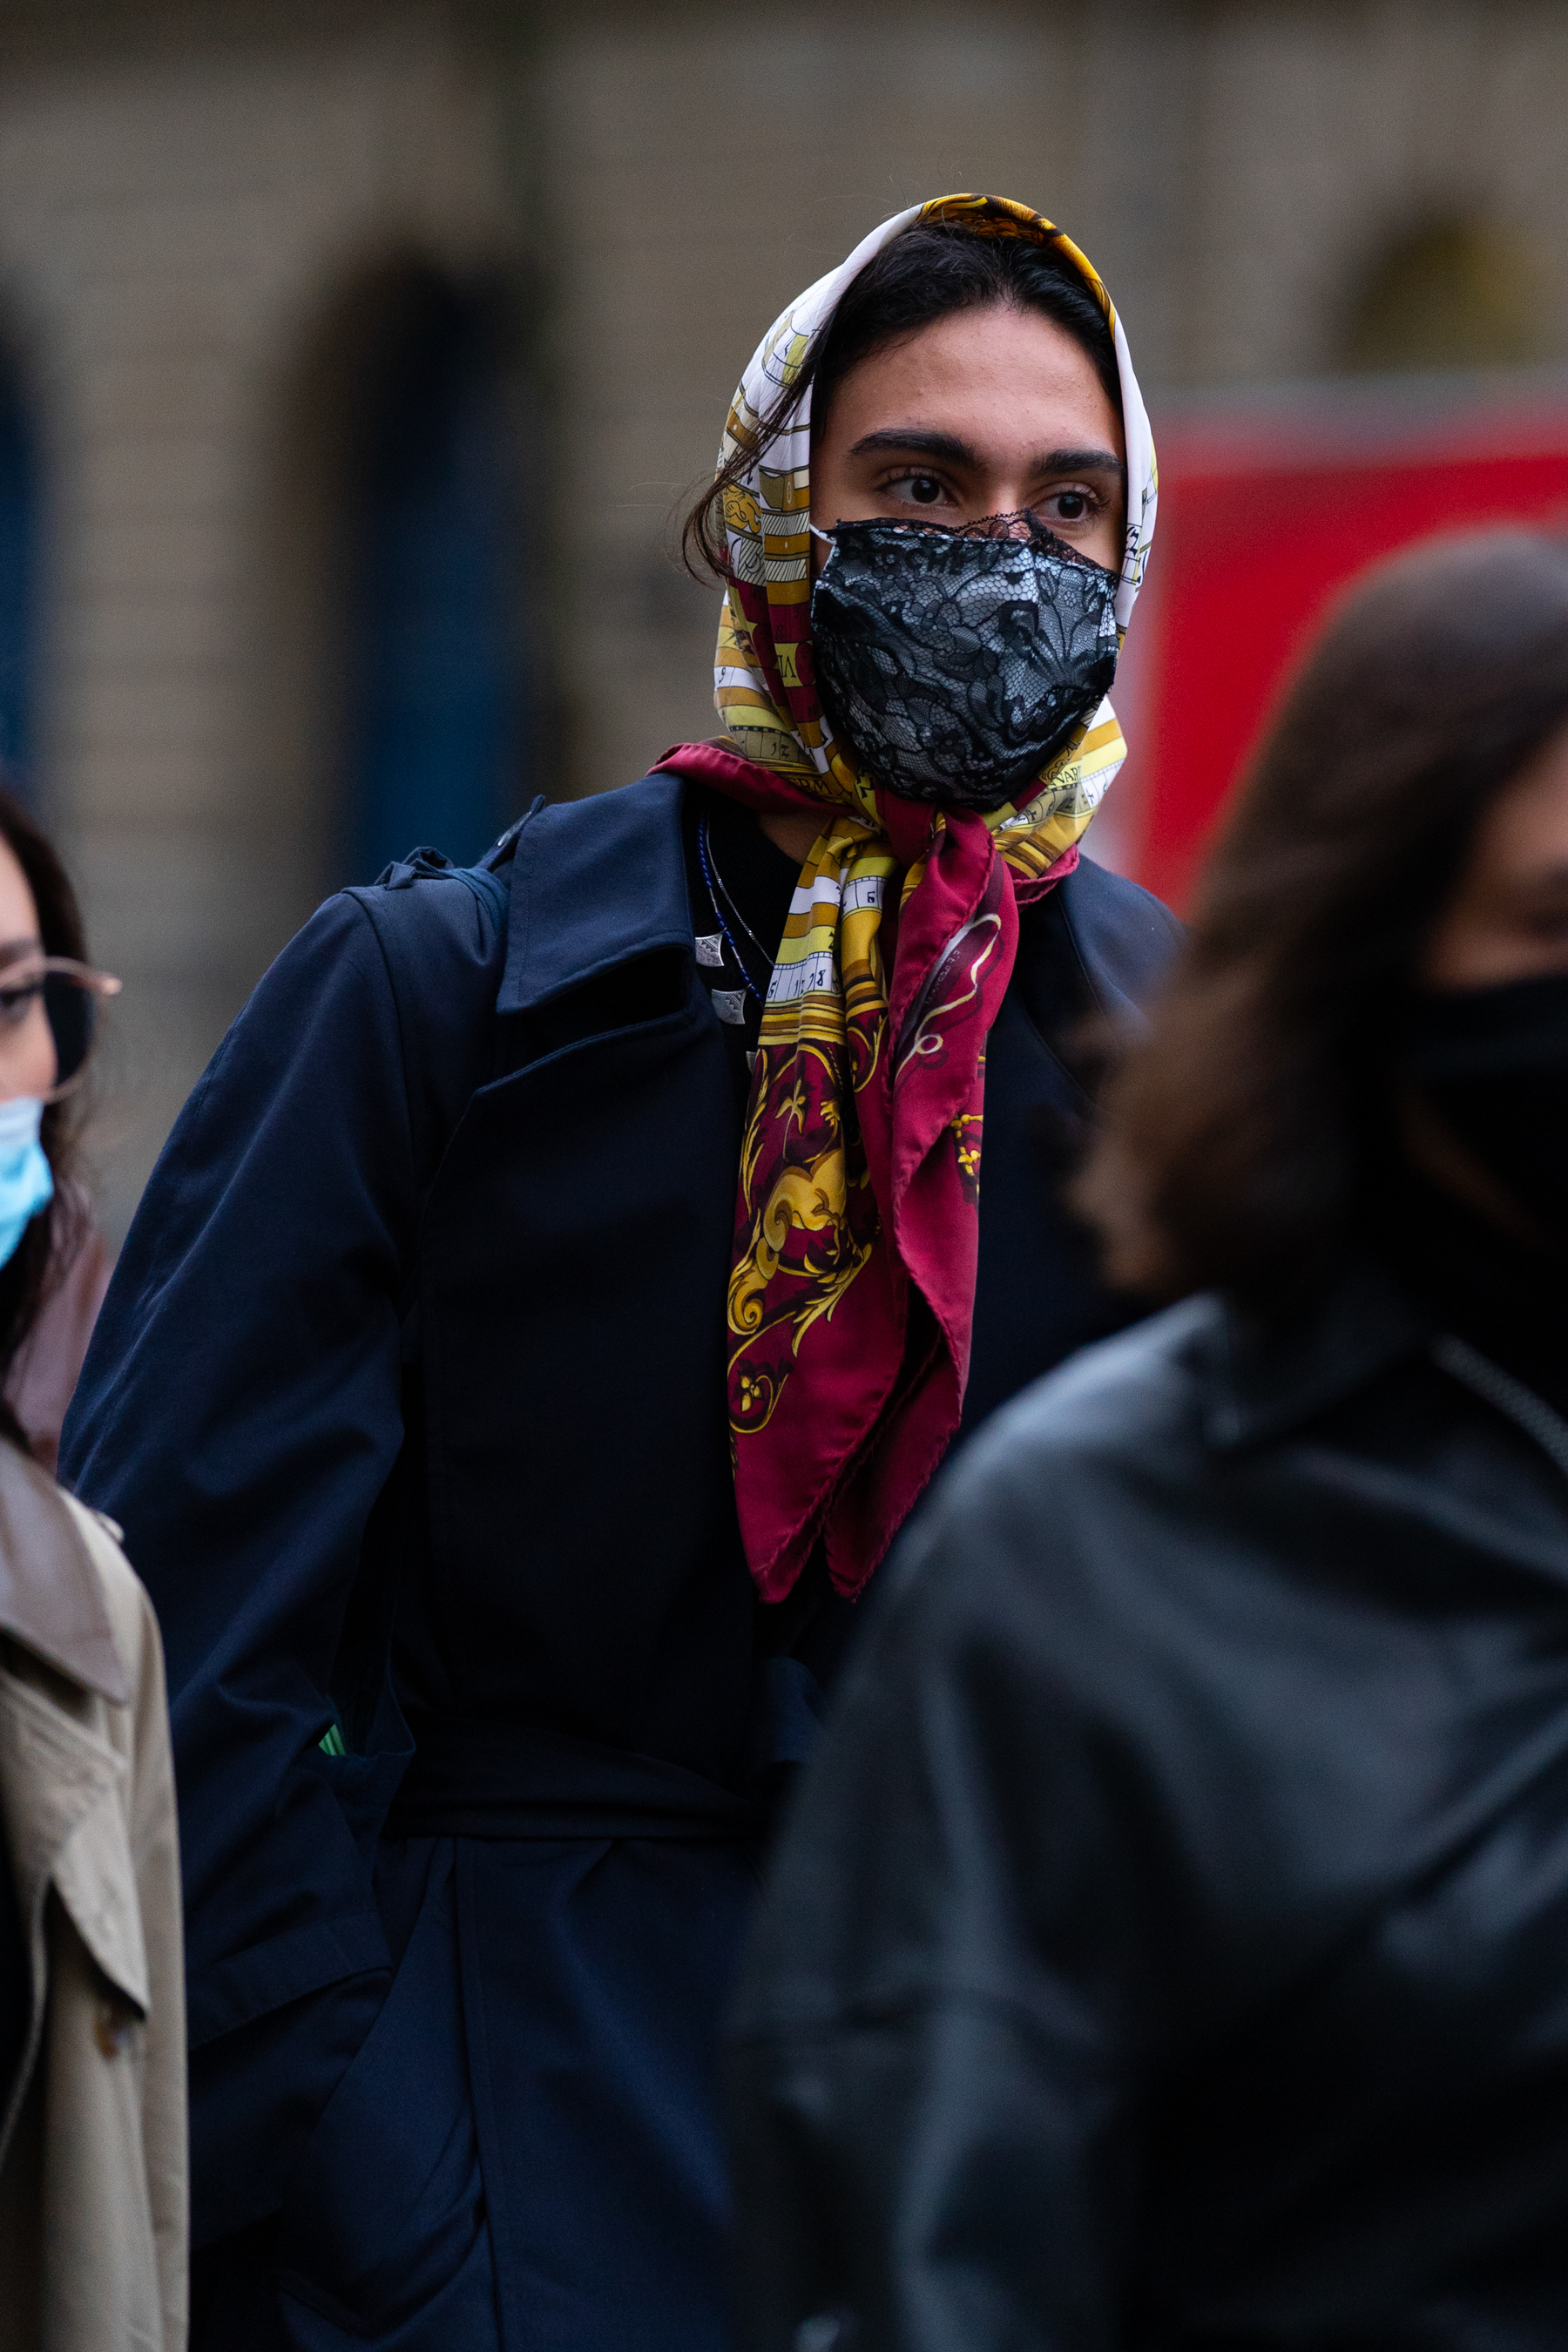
top-left (0, 1673), bottom-right (145, 2011)
top-left (0, 1440), bottom-right (146, 2093)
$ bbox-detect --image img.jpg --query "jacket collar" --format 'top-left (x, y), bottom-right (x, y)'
top-left (1202, 1253), bottom-right (1434, 1451)
top-left (0, 1672), bottom-right (145, 2012)
top-left (498, 773), bottom-right (693, 1017)
top-left (0, 1441), bottom-right (126, 1703)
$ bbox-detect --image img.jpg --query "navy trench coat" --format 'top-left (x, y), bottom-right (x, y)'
top-left (60, 774), bottom-right (1179, 2352)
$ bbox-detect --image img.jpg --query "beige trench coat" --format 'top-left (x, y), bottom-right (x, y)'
top-left (0, 1436), bottom-right (186, 2350)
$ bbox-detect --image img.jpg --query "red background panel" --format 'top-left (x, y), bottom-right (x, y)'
top-left (1124, 398), bottom-right (1568, 910)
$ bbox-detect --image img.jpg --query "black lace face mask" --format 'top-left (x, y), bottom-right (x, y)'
top-left (808, 511), bottom-right (1121, 811)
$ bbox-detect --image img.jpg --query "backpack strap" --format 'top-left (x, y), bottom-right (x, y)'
top-left (374, 847), bottom-right (510, 926)
top-left (371, 793), bottom-right (544, 916)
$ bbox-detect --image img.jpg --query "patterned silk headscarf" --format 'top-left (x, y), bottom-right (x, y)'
top-left (654, 193), bottom-right (1157, 1604)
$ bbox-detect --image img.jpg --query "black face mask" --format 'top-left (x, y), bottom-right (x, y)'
top-left (1401, 970), bottom-right (1568, 1239)
top-left (808, 510), bottom-right (1120, 811)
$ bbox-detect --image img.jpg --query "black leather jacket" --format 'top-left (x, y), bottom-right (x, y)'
top-left (729, 1262), bottom-right (1568, 2350)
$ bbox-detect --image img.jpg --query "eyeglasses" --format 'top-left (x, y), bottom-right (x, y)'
top-left (0, 956), bottom-right (122, 1099)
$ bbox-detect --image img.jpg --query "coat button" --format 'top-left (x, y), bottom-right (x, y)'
top-left (94, 2003), bottom-right (130, 2058)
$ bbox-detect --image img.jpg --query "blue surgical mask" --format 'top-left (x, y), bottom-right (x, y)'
top-left (0, 1097), bottom-right (53, 1268)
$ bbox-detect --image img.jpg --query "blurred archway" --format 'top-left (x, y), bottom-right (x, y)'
top-left (271, 253), bottom-right (531, 895)
top-left (1341, 216), bottom-right (1548, 375)
top-left (341, 268), bottom-right (525, 882)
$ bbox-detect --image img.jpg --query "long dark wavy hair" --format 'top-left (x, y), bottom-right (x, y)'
top-left (0, 780), bottom-right (91, 1442)
top-left (680, 220), bottom-right (1120, 584)
top-left (1077, 530), bottom-right (1568, 1309)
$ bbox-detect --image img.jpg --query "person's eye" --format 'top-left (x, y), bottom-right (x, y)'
top-left (0, 983), bottom-right (39, 1030)
top-left (884, 471), bottom-right (955, 509)
top-left (1037, 484), bottom-right (1105, 525)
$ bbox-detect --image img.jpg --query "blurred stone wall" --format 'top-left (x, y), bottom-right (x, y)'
top-left (0, 1), bottom-right (520, 1240)
top-left (0, 0), bottom-right (1566, 1240)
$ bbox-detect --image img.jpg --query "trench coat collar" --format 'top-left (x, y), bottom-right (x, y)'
top-left (0, 1669), bottom-right (147, 2017)
top-left (0, 1452), bottom-right (148, 2085)
top-left (1204, 1254), bottom-right (1432, 1450)
top-left (0, 1439), bottom-right (125, 1703)
top-left (498, 772), bottom-right (693, 1017)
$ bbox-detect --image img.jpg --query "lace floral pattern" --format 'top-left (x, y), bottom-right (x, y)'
top-left (810, 512), bottom-right (1120, 809)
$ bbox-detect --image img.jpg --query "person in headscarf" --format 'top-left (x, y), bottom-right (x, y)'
top-left (59, 196), bottom-right (1177, 2352)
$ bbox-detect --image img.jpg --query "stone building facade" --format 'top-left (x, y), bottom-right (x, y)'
top-left (0, 0), bottom-right (1565, 1236)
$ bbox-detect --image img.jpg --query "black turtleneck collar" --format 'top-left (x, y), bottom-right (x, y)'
top-left (682, 787), bottom-right (802, 1106)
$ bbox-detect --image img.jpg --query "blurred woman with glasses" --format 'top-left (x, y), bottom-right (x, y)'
top-left (0, 788), bottom-right (186, 2350)
top-left (0, 902), bottom-right (119, 1476)
top-left (730, 529), bottom-right (1568, 2352)
top-left (0, 824), bottom-right (118, 1450)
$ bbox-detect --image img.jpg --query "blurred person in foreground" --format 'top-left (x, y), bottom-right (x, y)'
top-left (0, 791), bottom-right (185, 2350)
top-left (59, 196), bottom-right (1175, 2350)
top-left (731, 529), bottom-right (1568, 2352)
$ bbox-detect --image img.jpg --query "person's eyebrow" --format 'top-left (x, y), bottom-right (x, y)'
top-left (0, 936), bottom-right (41, 970)
top-left (846, 428), bottom-right (1126, 487)
top-left (847, 428), bottom-right (983, 467)
top-left (1033, 447), bottom-right (1127, 483)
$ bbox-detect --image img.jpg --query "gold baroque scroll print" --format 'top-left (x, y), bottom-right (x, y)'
top-left (725, 828), bottom-right (893, 1440)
